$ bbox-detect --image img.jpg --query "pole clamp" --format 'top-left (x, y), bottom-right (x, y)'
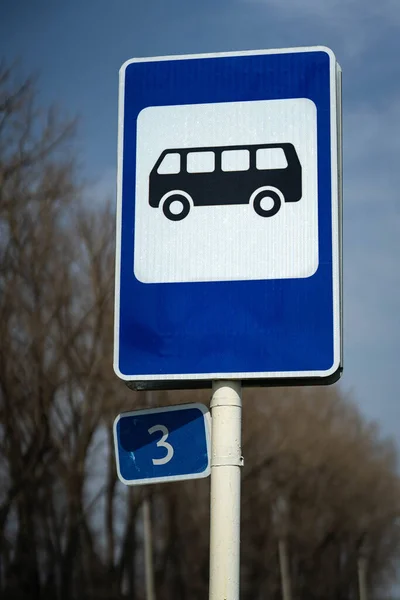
top-left (211, 455), bottom-right (244, 467)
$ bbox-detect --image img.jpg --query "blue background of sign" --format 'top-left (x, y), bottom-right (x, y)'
top-left (117, 50), bottom-right (335, 379)
top-left (115, 406), bottom-right (210, 482)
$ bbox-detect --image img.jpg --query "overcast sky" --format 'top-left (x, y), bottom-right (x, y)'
top-left (1, 0), bottom-right (400, 446)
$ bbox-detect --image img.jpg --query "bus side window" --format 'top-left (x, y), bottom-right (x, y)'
top-left (157, 153), bottom-right (181, 175)
top-left (221, 149), bottom-right (250, 172)
top-left (256, 148), bottom-right (288, 170)
top-left (187, 151), bottom-right (215, 173)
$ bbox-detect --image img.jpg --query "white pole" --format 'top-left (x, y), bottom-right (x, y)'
top-left (143, 390), bottom-right (156, 600)
top-left (209, 380), bottom-right (243, 600)
top-left (143, 495), bottom-right (156, 600)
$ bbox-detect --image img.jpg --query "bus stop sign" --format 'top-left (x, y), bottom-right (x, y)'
top-left (114, 46), bottom-right (342, 389)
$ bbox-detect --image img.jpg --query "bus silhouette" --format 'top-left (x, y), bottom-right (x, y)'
top-left (149, 143), bottom-right (302, 221)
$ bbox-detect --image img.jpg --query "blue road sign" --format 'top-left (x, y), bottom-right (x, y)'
top-left (114, 46), bottom-right (342, 388)
top-left (114, 403), bottom-right (211, 485)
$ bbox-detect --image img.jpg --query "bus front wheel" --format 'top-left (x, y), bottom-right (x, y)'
top-left (162, 193), bottom-right (191, 221)
top-left (252, 188), bottom-right (282, 217)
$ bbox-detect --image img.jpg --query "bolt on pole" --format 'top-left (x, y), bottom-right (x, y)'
top-left (209, 380), bottom-right (243, 600)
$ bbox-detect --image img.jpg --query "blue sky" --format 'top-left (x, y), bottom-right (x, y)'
top-left (1, 0), bottom-right (400, 443)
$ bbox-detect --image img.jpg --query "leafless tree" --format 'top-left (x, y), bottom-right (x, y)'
top-left (0, 62), bottom-right (141, 600)
top-left (0, 63), bottom-right (399, 600)
top-left (241, 387), bottom-right (400, 600)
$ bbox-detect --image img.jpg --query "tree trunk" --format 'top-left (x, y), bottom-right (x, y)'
top-left (357, 556), bottom-right (368, 600)
top-left (278, 537), bottom-right (292, 600)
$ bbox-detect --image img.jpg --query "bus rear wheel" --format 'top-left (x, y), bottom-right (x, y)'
top-left (252, 188), bottom-right (282, 217)
top-left (162, 193), bottom-right (191, 221)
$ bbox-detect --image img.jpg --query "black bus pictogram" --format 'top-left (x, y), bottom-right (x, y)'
top-left (149, 143), bottom-right (302, 221)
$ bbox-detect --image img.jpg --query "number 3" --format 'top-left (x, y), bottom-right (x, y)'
top-left (148, 424), bottom-right (174, 465)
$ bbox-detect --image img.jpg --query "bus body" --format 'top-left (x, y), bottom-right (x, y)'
top-left (149, 143), bottom-right (302, 218)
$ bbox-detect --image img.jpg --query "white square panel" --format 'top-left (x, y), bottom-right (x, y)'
top-left (134, 98), bottom-right (318, 284)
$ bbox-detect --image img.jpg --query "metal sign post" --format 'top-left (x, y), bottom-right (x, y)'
top-left (209, 381), bottom-right (243, 600)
